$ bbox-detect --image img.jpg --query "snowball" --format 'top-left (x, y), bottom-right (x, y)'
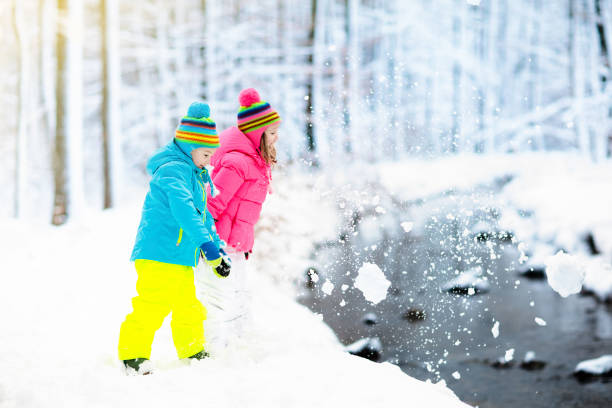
top-left (322, 279), bottom-right (334, 295)
top-left (401, 221), bottom-right (414, 233)
top-left (354, 263), bottom-right (391, 304)
top-left (534, 317), bottom-right (547, 326)
top-left (491, 321), bottom-right (500, 338)
top-left (545, 251), bottom-right (586, 297)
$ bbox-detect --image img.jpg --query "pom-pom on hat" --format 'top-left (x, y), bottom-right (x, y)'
top-left (175, 102), bottom-right (219, 154)
top-left (237, 88), bottom-right (281, 145)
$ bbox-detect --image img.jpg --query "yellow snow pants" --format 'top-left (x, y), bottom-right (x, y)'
top-left (118, 259), bottom-right (206, 360)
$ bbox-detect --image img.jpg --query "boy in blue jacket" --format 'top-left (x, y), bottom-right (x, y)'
top-left (118, 102), bottom-right (230, 375)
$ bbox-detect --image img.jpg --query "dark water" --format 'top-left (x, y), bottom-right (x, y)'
top-left (297, 186), bottom-right (612, 408)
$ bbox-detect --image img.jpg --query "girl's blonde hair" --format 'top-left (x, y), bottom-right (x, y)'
top-left (259, 132), bottom-right (277, 166)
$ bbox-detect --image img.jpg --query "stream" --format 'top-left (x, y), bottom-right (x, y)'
top-left (297, 183), bottom-right (612, 408)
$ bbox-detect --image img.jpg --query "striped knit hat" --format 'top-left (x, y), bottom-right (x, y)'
top-left (237, 88), bottom-right (281, 144)
top-left (174, 102), bottom-right (219, 154)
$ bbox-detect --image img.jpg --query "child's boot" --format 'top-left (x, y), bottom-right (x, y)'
top-left (188, 350), bottom-right (210, 360)
top-left (123, 358), bottom-right (152, 375)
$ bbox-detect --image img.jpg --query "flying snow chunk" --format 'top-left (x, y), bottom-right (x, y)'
top-left (505, 348), bottom-right (515, 362)
top-left (321, 279), bottom-right (334, 296)
top-left (354, 263), bottom-right (391, 304)
top-left (545, 251), bottom-right (586, 297)
top-left (375, 206), bottom-right (386, 214)
top-left (534, 317), bottom-right (547, 326)
top-left (341, 284), bottom-right (349, 292)
top-left (400, 221), bottom-right (414, 233)
top-left (452, 371), bottom-right (461, 380)
top-left (491, 321), bottom-right (500, 338)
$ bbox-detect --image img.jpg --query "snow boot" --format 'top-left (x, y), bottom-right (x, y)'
top-left (188, 350), bottom-right (210, 360)
top-left (123, 358), bottom-right (152, 375)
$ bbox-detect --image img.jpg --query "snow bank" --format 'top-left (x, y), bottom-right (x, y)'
top-left (574, 355), bottom-right (612, 376)
top-left (581, 257), bottom-right (612, 302)
top-left (372, 152), bottom-right (612, 301)
top-left (0, 171), bottom-right (469, 407)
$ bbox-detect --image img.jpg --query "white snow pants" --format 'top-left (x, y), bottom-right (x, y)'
top-left (195, 250), bottom-right (252, 353)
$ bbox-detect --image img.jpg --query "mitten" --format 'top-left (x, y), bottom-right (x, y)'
top-left (213, 258), bottom-right (231, 278)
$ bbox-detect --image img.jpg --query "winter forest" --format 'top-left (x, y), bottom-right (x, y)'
top-left (1, 0), bottom-right (611, 221)
top-left (2, 1), bottom-right (612, 407)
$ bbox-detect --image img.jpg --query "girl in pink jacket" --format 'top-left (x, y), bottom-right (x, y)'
top-left (207, 88), bottom-right (280, 254)
top-left (198, 88), bottom-right (280, 349)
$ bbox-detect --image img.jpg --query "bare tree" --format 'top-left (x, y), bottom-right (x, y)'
top-left (101, 0), bottom-right (121, 209)
top-left (12, 0), bottom-right (28, 218)
top-left (53, 0), bottom-right (69, 225)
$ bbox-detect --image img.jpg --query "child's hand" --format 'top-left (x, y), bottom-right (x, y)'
top-left (200, 241), bottom-right (221, 264)
top-left (213, 258), bottom-right (231, 278)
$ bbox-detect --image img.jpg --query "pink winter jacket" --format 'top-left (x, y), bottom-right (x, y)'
top-left (207, 126), bottom-right (271, 253)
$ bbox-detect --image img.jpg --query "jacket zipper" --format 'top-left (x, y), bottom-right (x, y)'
top-left (194, 169), bottom-right (210, 266)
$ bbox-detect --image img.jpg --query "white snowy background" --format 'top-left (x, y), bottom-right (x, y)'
top-left (2, 0), bottom-right (612, 407)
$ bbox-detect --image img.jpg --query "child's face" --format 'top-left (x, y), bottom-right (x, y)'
top-left (264, 124), bottom-right (280, 147)
top-left (191, 147), bottom-right (217, 169)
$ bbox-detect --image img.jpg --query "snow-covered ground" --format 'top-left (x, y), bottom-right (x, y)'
top-left (0, 170), bottom-right (469, 408)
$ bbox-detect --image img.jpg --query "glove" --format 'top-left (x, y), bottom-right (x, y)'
top-left (213, 258), bottom-right (231, 278)
top-left (200, 241), bottom-right (221, 266)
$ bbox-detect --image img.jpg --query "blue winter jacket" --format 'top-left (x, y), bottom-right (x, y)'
top-left (130, 140), bottom-right (222, 267)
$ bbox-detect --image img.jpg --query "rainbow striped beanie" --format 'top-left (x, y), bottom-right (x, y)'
top-left (174, 102), bottom-right (219, 154)
top-left (237, 88), bottom-right (281, 142)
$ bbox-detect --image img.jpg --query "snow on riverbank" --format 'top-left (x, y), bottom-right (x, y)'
top-left (0, 170), bottom-right (469, 408)
top-left (369, 152), bottom-right (612, 301)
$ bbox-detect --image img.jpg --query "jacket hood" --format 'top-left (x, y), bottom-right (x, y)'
top-left (146, 140), bottom-right (198, 175)
top-left (211, 126), bottom-right (267, 169)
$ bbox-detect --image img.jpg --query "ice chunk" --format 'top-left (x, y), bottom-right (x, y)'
top-left (545, 251), bottom-right (586, 297)
top-left (574, 355), bottom-right (612, 376)
top-left (345, 337), bottom-right (382, 362)
top-left (354, 263), bottom-right (391, 304)
top-left (491, 321), bottom-right (500, 338)
top-left (534, 317), bottom-right (547, 326)
top-left (441, 266), bottom-right (490, 295)
top-left (321, 279), bottom-right (334, 295)
top-left (401, 221), bottom-right (414, 233)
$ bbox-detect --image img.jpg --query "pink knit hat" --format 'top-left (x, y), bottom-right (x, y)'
top-left (237, 88), bottom-right (281, 147)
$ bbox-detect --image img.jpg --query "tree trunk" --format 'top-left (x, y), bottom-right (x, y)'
top-left (451, 3), bottom-right (464, 153)
top-left (572, 0), bottom-right (590, 156)
top-left (347, 0), bottom-right (359, 157)
top-left (53, 0), bottom-right (69, 225)
top-left (13, 0), bottom-right (28, 219)
top-left (101, 0), bottom-right (121, 209)
top-left (53, 0), bottom-right (84, 225)
top-left (593, 0), bottom-right (611, 158)
top-left (304, 0), bottom-right (317, 158)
